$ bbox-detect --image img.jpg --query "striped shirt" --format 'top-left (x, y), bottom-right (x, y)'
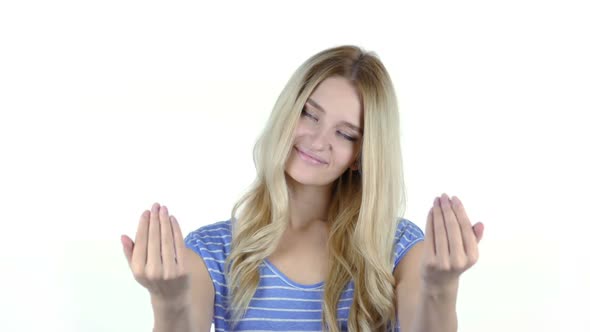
top-left (184, 218), bottom-right (425, 331)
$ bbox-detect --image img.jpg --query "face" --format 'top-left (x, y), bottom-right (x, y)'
top-left (285, 76), bottom-right (364, 187)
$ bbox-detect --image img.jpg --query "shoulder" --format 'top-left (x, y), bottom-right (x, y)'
top-left (391, 219), bottom-right (427, 332)
top-left (393, 218), bottom-right (425, 267)
top-left (185, 219), bottom-right (233, 245)
top-left (181, 221), bottom-right (233, 329)
top-left (184, 219), bottom-right (233, 266)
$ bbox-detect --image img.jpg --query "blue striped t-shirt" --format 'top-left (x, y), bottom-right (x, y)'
top-left (184, 218), bottom-right (424, 331)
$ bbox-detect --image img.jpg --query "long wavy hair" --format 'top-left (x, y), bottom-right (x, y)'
top-left (225, 45), bottom-right (407, 331)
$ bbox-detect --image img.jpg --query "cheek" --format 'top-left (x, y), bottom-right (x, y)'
top-left (293, 125), bottom-right (305, 136)
top-left (293, 122), bottom-right (314, 141)
top-left (292, 130), bottom-right (304, 145)
top-left (332, 145), bottom-right (357, 167)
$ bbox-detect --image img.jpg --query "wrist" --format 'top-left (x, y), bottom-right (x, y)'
top-left (420, 279), bottom-right (459, 299)
top-left (150, 293), bottom-right (191, 311)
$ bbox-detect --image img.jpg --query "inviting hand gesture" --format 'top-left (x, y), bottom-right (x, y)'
top-left (121, 203), bottom-right (191, 305)
top-left (421, 193), bottom-right (485, 293)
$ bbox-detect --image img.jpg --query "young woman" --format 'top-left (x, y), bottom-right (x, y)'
top-left (121, 45), bottom-right (485, 332)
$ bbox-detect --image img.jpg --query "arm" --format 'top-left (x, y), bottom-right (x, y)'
top-left (122, 205), bottom-right (215, 332)
top-left (152, 246), bottom-right (215, 332)
top-left (394, 241), bottom-right (458, 332)
top-left (395, 194), bottom-right (485, 332)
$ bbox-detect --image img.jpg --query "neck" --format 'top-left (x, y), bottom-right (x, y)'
top-left (286, 175), bottom-right (333, 231)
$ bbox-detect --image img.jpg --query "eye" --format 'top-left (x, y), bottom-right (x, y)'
top-left (302, 109), bottom-right (319, 122)
top-left (337, 131), bottom-right (358, 142)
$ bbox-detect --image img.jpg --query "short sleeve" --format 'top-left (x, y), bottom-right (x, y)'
top-left (183, 220), bottom-right (232, 308)
top-left (393, 218), bottom-right (425, 269)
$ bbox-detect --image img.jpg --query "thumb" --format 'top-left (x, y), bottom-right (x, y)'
top-left (120, 235), bottom-right (134, 265)
top-left (472, 222), bottom-right (485, 243)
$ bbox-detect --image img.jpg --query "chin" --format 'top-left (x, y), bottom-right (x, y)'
top-left (286, 170), bottom-right (328, 187)
top-left (285, 164), bottom-right (338, 187)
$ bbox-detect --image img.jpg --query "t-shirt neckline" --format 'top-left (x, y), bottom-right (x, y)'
top-left (262, 258), bottom-right (325, 289)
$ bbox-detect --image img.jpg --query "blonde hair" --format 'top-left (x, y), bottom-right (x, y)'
top-left (225, 45), bottom-right (406, 331)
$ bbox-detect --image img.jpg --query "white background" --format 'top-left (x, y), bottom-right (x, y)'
top-left (1, 1), bottom-right (588, 331)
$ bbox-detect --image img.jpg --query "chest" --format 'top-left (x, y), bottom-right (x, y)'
top-left (228, 275), bottom-right (354, 331)
top-left (266, 227), bottom-right (330, 285)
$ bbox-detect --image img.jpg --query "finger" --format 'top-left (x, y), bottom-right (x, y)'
top-left (472, 222), bottom-right (485, 243)
top-left (441, 194), bottom-right (464, 256)
top-left (451, 196), bottom-right (479, 260)
top-left (160, 205), bottom-right (175, 276)
top-left (432, 196), bottom-right (449, 259)
top-left (132, 210), bottom-right (150, 268)
top-left (147, 202), bottom-right (162, 266)
top-left (171, 216), bottom-right (185, 271)
top-left (121, 235), bottom-right (134, 265)
top-left (424, 207), bottom-right (436, 256)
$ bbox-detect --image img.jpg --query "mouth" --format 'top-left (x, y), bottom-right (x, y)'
top-left (295, 146), bottom-right (328, 165)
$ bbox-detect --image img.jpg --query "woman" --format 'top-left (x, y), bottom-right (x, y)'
top-left (121, 45), bottom-right (485, 331)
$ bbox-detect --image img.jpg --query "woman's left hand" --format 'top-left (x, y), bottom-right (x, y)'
top-left (420, 193), bottom-right (485, 294)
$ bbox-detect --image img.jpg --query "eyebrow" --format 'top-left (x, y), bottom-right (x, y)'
top-left (307, 98), bottom-right (363, 134)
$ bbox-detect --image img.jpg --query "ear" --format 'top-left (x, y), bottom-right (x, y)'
top-left (350, 150), bottom-right (362, 171)
top-left (350, 158), bottom-right (360, 171)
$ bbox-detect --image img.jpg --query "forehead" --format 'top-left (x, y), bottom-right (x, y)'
top-left (308, 76), bottom-right (363, 122)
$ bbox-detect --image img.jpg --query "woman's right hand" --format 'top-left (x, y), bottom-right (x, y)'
top-left (121, 202), bottom-right (191, 305)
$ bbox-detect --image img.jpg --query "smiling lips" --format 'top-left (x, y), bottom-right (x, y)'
top-left (295, 146), bottom-right (328, 165)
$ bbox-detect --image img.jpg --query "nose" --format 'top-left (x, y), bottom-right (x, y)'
top-left (309, 127), bottom-right (331, 150)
